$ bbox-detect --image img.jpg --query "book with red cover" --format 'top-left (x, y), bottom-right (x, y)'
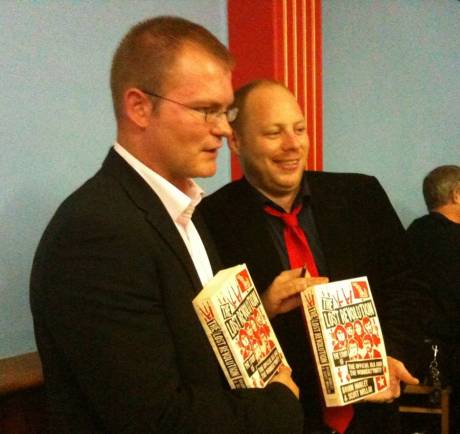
top-left (300, 276), bottom-right (389, 406)
top-left (193, 264), bottom-right (287, 389)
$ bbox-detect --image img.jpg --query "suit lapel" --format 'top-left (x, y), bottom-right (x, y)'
top-left (232, 179), bottom-right (285, 285)
top-left (145, 208), bottom-right (203, 292)
top-left (101, 149), bottom-right (203, 293)
top-left (306, 172), bottom-right (354, 280)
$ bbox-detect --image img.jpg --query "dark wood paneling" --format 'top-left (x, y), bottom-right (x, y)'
top-left (0, 352), bottom-right (48, 434)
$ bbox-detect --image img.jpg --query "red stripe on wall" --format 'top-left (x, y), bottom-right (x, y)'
top-left (228, 0), bottom-right (323, 179)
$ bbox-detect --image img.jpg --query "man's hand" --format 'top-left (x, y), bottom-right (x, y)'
top-left (364, 356), bottom-right (419, 403)
top-left (269, 364), bottom-right (300, 399)
top-left (261, 268), bottom-right (328, 318)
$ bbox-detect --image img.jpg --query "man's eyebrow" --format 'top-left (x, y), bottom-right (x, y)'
top-left (186, 98), bottom-right (233, 108)
top-left (264, 120), bottom-right (305, 128)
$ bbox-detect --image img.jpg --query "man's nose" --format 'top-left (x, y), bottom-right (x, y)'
top-left (211, 115), bottom-right (233, 138)
top-left (281, 131), bottom-right (302, 150)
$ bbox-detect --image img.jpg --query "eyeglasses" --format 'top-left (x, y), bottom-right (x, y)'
top-left (140, 89), bottom-right (238, 124)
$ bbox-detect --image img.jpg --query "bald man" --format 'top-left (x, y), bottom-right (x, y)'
top-left (199, 79), bottom-right (419, 434)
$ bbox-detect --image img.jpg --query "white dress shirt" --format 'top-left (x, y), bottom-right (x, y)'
top-left (114, 143), bottom-right (214, 286)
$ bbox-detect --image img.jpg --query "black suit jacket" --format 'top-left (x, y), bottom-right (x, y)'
top-left (199, 173), bottom-right (418, 433)
top-left (406, 212), bottom-right (460, 342)
top-left (406, 213), bottom-right (460, 386)
top-left (30, 149), bottom-right (303, 434)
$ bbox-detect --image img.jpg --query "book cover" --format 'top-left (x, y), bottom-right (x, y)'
top-left (193, 263), bottom-right (287, 389)
top-left (300, 276), bottom-right (389, 406)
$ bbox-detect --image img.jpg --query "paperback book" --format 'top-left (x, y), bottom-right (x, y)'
top-left (300, 276), bottom-right (389, 406)
top-left (193, 264), bottom-right (287, 389)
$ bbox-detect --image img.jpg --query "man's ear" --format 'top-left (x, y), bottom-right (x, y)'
top-left (452, 186), bottom-right (460, 204)
top-left (124, 88), bottom-right (152, 128)
top-left (228, 131), bottom-right (242, 156)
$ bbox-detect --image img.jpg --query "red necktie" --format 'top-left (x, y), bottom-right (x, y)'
top-left (264, 203), bottom-right (354, 434)
top-left (264, 204), bottom-right (318, 273)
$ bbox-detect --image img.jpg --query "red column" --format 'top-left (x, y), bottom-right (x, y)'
top-left (228, 0), bottom-right (323, 179)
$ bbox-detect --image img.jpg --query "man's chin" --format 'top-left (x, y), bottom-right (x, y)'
top-left (276, 174), bottom-right (303, 190)
top-left (194, 165), bottom-right (217, 179)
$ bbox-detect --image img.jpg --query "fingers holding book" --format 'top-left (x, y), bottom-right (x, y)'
top-left (262, 267), bottom-right (328, 319)
top-left (269, 364), bottom-right (300, 399)
top-left (362, 356), bottom-right (419, 403)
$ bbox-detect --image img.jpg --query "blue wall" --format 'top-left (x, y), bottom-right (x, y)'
top-left (0, 1), bottom-right (229, 358)
top-left (1, 1), bottom-right (459, 358)
top-left (322, 0), bottom-right (459, 227)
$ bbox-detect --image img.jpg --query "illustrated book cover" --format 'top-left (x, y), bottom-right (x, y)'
top-left (193, 263), bottom-right (287, 389)
top-left (300, 276), bottom-right (389, 406)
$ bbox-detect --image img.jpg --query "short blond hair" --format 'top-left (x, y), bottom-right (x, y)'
top-left (110, 16), bottom-right (234, 119)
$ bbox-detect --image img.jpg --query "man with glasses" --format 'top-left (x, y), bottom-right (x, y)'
top-left (30, 18), bottom-right (303, 433)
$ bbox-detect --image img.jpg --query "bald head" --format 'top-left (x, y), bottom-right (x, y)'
top-left (230, 79), bottom-right (293, 137)
top-left (229, 80), bottom-right (309, 211)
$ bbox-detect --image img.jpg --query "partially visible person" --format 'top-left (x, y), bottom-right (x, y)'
top-left (199, 79), bottom-right (419, 434)
top-left (406, 164), bottom-right (460, 432)
top-left (30, 19), bottom-right (304, 434)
